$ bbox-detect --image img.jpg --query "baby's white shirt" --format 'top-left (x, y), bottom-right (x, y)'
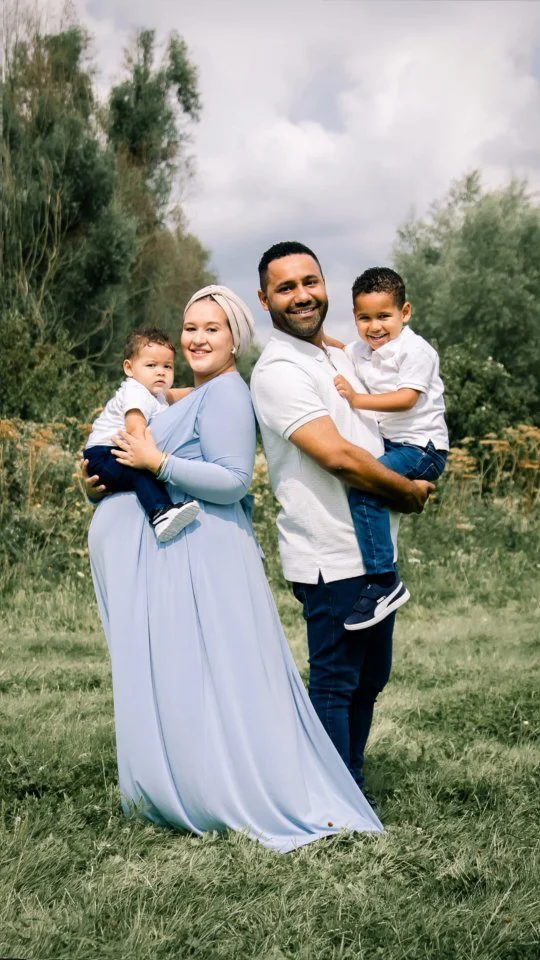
top-left (86, 378), bottom-right (169, 448)
top-left (345, 326), bottom-right (449, 450)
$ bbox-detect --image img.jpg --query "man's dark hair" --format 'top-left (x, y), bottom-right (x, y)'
top-left (124, 327), bottom-right (176, 361)
top-left (258, 241), bottom-right (323, 291)
top-left (352, 267), bottom-right (407, 309)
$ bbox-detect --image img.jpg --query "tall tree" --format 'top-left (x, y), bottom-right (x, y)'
top-left (393, 173), bottom-right (540, 434)
top-left (1, 17), bottom-right (137, 417)
top-left (106, 29), bottom-right (215, 344)
top-left (1, 13), bottom-right (219, 419)
top-left (108, 29), bottom-right (200, 215)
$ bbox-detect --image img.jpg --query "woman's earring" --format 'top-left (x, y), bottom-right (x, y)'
top-left (231, 346), bottom-right (237, 355)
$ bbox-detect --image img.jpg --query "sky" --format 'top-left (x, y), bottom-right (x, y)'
top-left (42, 0), bottom-right (540, 342)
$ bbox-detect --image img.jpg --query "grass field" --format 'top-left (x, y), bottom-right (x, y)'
top-left (1, 501), bottom-right (539, 960)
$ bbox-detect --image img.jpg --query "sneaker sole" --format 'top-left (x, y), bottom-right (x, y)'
top-left (344, 587), bottom-right (411, 632)
top-left (156, 502), bottom-right (200, 544)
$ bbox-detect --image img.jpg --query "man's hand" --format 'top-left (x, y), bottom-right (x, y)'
top-left (80, 459), bottom-right (109, 503)
top-left (334, 375), bottom-right (356, 404)
top-left (403, 479), bottom-right (435, 514)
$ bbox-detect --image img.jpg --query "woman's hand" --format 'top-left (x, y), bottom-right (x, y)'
top-left (80, 459), bottom-right (109, 503)
top-left (111, 427), bottom-right (163, 473)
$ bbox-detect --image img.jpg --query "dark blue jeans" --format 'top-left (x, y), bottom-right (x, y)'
top-left (349, 439), bottom-right (448, 575)
top-left (84, 446), bottom-right (172, 520)
top-left (292, 573), bottom-right (394, 788)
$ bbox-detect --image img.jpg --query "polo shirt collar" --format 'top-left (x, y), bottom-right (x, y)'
top-left (366, 325), bottom-right (412, 361)
top-left (269, 328), bottom-right (327, 360)
top-left (353, 340), bottom-right (372, 361)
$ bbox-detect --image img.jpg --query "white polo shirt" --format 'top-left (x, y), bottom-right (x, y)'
top-left (86, 379), bottom-right (169, 448)
top-left (251, 329), bottom-right (399, 585)
top-left (346, 326), bottom-right (449, 450)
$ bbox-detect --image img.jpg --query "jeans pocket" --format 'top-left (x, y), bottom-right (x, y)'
top-left (415, 451), bottom-right (446, 481)
top-left (403, 449), bottom-right (429, 479)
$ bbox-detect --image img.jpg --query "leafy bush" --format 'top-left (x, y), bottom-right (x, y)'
top-left (394, 172), bottom-right (540, 426)
top-left (443, 423), bottom-right (540, 505)
top-left (0, 418), bottom-right (92, 591)
top-left (441, 345), bottom-right (533, 443)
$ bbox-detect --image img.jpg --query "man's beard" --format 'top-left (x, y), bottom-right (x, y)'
top-left (268, 299), bottom-right (328, 340)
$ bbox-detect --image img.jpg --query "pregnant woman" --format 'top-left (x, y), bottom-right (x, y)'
top-left (86, 285), bottom-right (382, 852)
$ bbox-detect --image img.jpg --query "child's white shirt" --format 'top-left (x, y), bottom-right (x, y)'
top-left (86, 378), bottom-right (169, 448)
top-left (345, 326), bottom-right (449, 450)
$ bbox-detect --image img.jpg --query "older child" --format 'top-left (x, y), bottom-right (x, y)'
top-left (330, 267), bottom-right (448, 630)
top-left (84, 328), bottom-right (199, 543)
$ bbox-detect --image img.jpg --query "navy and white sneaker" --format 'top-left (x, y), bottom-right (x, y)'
top-left (151, 501), bottom-right (200, 544)
top-left (344, 576), bottom-right (410, 631)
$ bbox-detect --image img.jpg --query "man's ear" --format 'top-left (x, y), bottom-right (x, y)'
top-left (402, 302), bottom-right (412, 325)
top-left (258, 288), bottom-right (269, 312)
top-left (123, 359), bottom-right (133, 377)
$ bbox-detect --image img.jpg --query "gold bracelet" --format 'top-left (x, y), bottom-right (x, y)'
top-left (155, 452), bottom-right (169, 479)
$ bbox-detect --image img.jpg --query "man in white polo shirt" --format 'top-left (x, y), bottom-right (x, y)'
top-left (250, 241), bottom-right (433, 797)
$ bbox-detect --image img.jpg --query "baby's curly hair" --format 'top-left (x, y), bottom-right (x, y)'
top-left (123, 327), bottom-right (176, 361)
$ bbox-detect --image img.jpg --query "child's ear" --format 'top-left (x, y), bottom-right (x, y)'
top-left (123, 359), bottom-right (133, 377)
top-left (402, 302), bottom-right (412, 324)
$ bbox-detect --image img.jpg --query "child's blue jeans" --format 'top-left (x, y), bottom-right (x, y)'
top-left (348, 439), bottom-right (448, 576)
top-left (84, 445), bottom-right (173, 520)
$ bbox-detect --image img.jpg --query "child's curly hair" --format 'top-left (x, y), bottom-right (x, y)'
top-left (123, 327), bottom-right (176, 360)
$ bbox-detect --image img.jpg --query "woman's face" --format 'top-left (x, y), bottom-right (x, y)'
top-left (181, 300), bottom-right (236, 385)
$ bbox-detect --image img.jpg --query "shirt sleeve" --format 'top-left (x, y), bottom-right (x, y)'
top-left (121, 380), bottom-right (157, 421)
top-left (396, 345), bottom-right (436, 393)
top-left (160, 377), bottom-right (256, 504)
top-left (252, 359), bottom-right (329, 440)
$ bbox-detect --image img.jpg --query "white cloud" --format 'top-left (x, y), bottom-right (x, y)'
top-left (43, 0), bottom-right (540, 341)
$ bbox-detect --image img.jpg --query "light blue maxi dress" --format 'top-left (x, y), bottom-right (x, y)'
top-left (89, 372), bottom-right (382, 852)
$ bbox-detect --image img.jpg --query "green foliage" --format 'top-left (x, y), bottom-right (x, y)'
top-left (106, 31), bottom-right (214, 347)
top-left (2, 23), bottom-right (136, 316)
top-left (441, 345), bottom-right (533, 441)
top-left (1, 11), bottom-right (214, 419)
top-left (394, 172), bottom-right (540, 437)
top-left (0, 310), bottom-right (110, 421)
top-left (108, 29), bottom-right (200, 211)
top-left (1, 18), bottom-right (137, 399)
top-left (117, 207), bottom-right (217, 354)
top-left (0, 418), bottom-right (91, 592)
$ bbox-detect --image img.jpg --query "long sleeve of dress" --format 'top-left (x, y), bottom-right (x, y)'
top-left (159, 375), bottom-right (256, 504)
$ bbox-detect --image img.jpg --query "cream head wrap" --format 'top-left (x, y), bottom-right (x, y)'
top-left (183, 284), bottom-right (255, 357)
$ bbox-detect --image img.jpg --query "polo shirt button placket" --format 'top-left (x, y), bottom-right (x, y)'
top-left (321, 346), bottom-right (339, 374)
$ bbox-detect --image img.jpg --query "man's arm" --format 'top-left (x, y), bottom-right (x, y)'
top-left (289, 416), bottom-right (433, 513)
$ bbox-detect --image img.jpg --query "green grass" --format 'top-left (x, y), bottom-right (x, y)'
top-left (1, 503), bottom-right (539, 959)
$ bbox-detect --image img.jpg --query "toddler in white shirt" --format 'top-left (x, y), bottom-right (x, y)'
top-left (327, 267), bottom-right (448, 631)
top-left (84, 327), bottom-right (199, 543)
